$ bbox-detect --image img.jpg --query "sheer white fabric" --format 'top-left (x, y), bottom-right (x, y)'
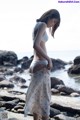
top-left (24, 67), bottom-right (51, 118)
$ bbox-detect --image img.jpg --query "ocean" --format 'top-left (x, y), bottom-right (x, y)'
top-left (17, 50), bottom-right (80, 91)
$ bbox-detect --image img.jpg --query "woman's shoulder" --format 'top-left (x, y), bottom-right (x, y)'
top-left (35, 22), bottom-right (47, 29)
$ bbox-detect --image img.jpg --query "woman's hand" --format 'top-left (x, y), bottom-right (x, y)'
top-left (47, 58), bottom-right (53, 70)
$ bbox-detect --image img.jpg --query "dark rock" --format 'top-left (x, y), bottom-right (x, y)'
top-left (54, 114), bottom-right (76, 120)
top-left (21, 58), bottom-right (32, 69)
top-left (9, 75), bottom-right (26, 84)
top-left (17, 108), bottom-right (24, 113)
top-left (51, 77), bottom-right (64, 88)
top-left (0, 50), bottom-right (18, 66)
top-left (8, 90), bottom-right (24, 95)
top-left (0, 80), bottom-right (14, 89)
top-left (68, 64), bottom-right (80, 74)
top-left (51, 103), bottom-right (80, 115)
top-left (60, 92), bottom-right (68, 96)
top-left (0, 101), bottom-right (4, 107)
top-left (1, 99), bottom-right (19, 110)
top-left (2, 102), bottom-right (16, 110)
top-left (14, 105), bottom-right (23, 111)
top-left (20, 85), bottom-right (28, 88)
top-left (68, 56), bottom-right (80, 74)
top-left (17, 102), bottom-right (25, 106)
top-left (51, 58), bottom-right (67, 71)
top-left (74, 56), bottom-right (80, 65)
top-left (51, 88), bottom-right (59, 94)
top-left (56, 85), bottom-right (75, 95)
top-left (0, 75), bottom-right (6, 81)
top-left (50, 107), bottom-right (61, 117)
top-left (4, 70), bottom-right (14, 75)
top-left (0, 67), bottom-right (7, 72)
top-left (17, 56), bottom-right (29, 65)
top-left (0, 96), bottom-right (15, 101)
top-left (14, 67), bottom-right (23, 73)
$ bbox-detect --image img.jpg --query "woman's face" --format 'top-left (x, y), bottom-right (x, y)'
top-left (47, 18), bottom-right (58, 27)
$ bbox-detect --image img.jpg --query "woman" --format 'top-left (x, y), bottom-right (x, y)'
top-left (24, 9), bottom-right (60, 120)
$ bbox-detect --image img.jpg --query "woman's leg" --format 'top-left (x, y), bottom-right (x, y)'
top-left (42, 116), bottom-right (50, 120)
top-left (33, 113), bottom-right (39, 120)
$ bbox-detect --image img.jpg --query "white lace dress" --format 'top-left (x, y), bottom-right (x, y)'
top-left (24, 66), bottom-right (51, 118)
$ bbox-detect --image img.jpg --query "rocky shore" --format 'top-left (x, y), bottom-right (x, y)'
top-left (0, 50), bottom-right (80, 120)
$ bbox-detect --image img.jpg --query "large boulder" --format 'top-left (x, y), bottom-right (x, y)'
top-left (51, 77), bottom-right (64, 88)
top-left (21, 58), bottom-right (32, 69)
top-left (68, 64), bottom-right (80, 74)
top-left (9, 75), bottom-right (26, 84)
top-left (68, 56), bottom-right (80, 74)
top-left (17, 56), bottom-right (29, 65)
top-left (0, 50), bottom-right (18, 66)
top-left (51, 58), bottom-right (67, 71)
top-left (74, 56), bottom-right (80, 65)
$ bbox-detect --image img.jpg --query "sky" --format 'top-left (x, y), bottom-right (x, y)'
top-left (0, 0), bottom-right (80, 54)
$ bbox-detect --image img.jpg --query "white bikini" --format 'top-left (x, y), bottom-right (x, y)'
top-left (32, 22), bottom-right (48, 42)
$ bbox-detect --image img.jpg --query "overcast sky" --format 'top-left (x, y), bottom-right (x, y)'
top-left (0, 0), bottom-right (80, 54)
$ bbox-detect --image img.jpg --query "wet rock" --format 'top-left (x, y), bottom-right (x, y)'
top-left (51, 96), bottom-right (80, 115)
top-left (50, 107), bottom-right (61, 117)
top-left (8, 90), bottom-right (24, 95)
top-left (0, 50), bottom-right (18, 66)
top-left (17, 102), bottom-right (24, 107)
top-left (0, 96), bottom-right (15, 101)
top-left (51, 58), bottom-right (67, 71)
top-left (54, 114), bottom-right (76, 120)
top-left (14, 67), bottom-right (24, 73)
top-left (56, 85), bottom-right (75, 95)
top-left (70, 92), bottom-right (80, 97)
top-left (0, 75), bottom-right (6, 81)
top-left (60, 92), bottom-right (68, 96)
top-left (17, 109), bottom-right (24, 113)
top-left (0, 80), bottom-right (14, 89)
top-left (68, 56), bottom-right (80, 74)
top-left (74, 56), bottom-right (80, 65)
top-left (68, 64), bottom-right (80, 74)
top-left (21, 58), bottom-right (32, 69)
top-left (2, 102), bottom-right (17, 110)
top-left (51, 88), bottom-right (59, 94)
top-left (14, 105), bottom-right (23, 111)
top-left (4, 70), bottom-right (14, 75)
top-left (9, 75), bottom-right (26, 84)
top-left (0, 67), bottom-right (7, 73)
top-left (20, 85), bottom-right (28, 88)
top-left (56, 85), bottom-right (80, 95)
top-left (77, 117), bottom-right (80, 120)
top-left (0, 101), bottom-right (4, 107)
top-left (17, 56), bottom-right (29, 65)
top-left (51, 77), bottom-right (64, 88)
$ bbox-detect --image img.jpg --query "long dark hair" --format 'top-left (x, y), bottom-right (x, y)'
top-left (36, 9), bottom-right (60, 37)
